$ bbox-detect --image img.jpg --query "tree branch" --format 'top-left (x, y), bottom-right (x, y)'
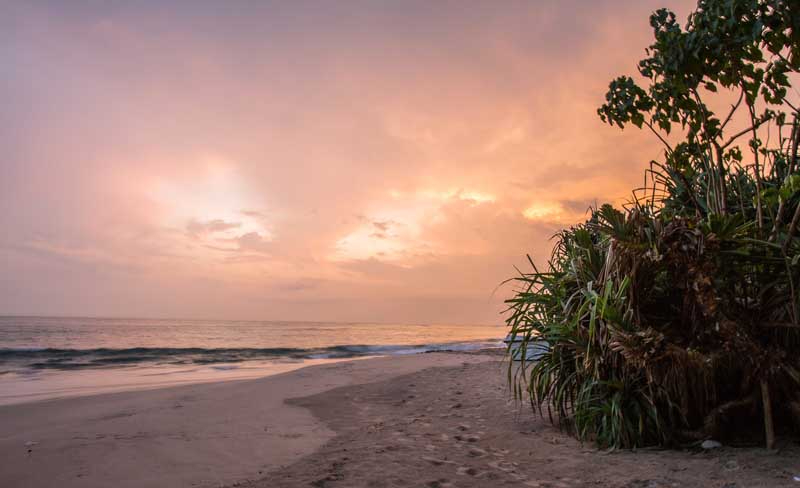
top-left (720, 117), bottom-right (771, 150)
top-left (644, 121), bottom-right (673, 153)
top-left (790, 114), bottom-right (799, 175)
top-left (719, 88), bottom-right (745, 134)
top-left (782, 200), bottom-right (800, 254)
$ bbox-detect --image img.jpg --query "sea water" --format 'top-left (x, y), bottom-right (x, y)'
top-left (0, 316), bottom-right (503, 404)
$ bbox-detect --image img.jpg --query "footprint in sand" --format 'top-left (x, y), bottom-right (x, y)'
top-left (456, 466), bottom-right (481, 477)
top-left (487, 459), bottom-right (517, 473)
top-left (278, 433), bottom-right (304, 439)
top-left (467, 447), bottom-right (487, 457)
top-left (489, 447), bottom-right (509, 457)
top-left (421, 456), bottom-right (457, 466)
top-left (425, 479), bottom-right (454, 488)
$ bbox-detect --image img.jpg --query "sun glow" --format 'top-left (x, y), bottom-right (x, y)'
top-left (332, 188), bottom-right (496, 261)
top-left (522, 201), bottom-right (565, 221)
top-left (149, 158), bottom-right (271, 250)
top-left (418, 189), bottom-right (496, 204)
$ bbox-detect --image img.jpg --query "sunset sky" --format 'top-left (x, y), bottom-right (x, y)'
top-left (1, 0), bottom-right (694, 324)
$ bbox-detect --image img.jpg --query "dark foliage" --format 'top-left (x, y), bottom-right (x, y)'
top-left (506, 0), bottom-right (800, 448)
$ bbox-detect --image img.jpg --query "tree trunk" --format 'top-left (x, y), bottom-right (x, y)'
top-left (760, 380), bottom-right (775, 450)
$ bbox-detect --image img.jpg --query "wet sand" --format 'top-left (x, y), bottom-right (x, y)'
top-left (2, 352), bottom-right (799, 487)
top-left (0, 353), bottom-right (491, 488)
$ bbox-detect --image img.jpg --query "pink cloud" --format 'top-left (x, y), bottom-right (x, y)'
top-left (186, 219), bottom-right (242, 236)
top-left (0, 0), bottom-right (696, 323)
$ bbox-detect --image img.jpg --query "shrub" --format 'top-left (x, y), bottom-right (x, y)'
top-left (506, 0), bottom-right (800, 449)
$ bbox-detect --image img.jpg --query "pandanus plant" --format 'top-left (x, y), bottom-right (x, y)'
top-left (506, 0), bottom-right (800, 448)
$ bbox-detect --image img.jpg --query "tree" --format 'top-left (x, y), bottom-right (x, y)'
top-left (507, 0), bottom-right (800, 449)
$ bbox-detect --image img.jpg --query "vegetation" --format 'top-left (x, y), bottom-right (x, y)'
top-left (506, 0), bottom-right (800, 449)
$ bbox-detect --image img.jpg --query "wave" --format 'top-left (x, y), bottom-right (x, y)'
top-left (0, 340), bottom-right (503, 370)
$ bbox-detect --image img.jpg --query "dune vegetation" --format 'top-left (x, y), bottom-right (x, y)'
top-left (506, 0), bottom-right (800, 449)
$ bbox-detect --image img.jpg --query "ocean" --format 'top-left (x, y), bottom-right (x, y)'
top-left (0, 316), bottom-right (504, 405)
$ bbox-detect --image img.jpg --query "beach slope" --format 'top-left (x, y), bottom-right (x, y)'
top-left (0, 353), bottom-right (491, 488)
top-left (250, 357), bottom-right (799, 488)
top-left (3, 352), bottom-right (798, 488)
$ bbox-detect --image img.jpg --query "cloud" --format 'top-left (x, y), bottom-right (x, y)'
top-left (186, 219), bottom-right (242, 236)
top-left (241, 210), bottom-right (267, 219)
top-left (0, 0), bottom-right (696, 323)
top-left (372, 220), bottom-right (393, 232)
top-left (272, 279), bottom-right (320, 293)
top-left (235, 232), bottom-right (273, 255)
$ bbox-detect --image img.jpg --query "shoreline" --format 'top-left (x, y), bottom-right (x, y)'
top-left (0, 342), bottom-right (504, 407)
top-left (0, 352), bottom-right (494, 488)
top-left (0, 356), bottom-right (378, 407)
top-left (2, 350), bottom-right (797, 488)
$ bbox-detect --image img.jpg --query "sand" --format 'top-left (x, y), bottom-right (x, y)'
top-left (2, 352), bottom-right (799, 487)
top-left (239, 356), bottom-right (800, 488)
top-left (0, 353), bottom-right (491, 488)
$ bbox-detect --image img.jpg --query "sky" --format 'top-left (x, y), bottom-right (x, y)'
top-left (0, 0), bottom-right (694, 324)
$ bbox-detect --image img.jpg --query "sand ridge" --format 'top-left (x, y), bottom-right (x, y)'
top-left (247, 358), bottom-right (800, 488)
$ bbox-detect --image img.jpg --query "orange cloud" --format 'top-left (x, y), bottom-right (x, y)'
top-left (0, 0), bottom-right (695, 323)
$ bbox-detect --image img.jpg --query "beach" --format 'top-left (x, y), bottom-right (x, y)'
top-left (6, 1), bottom-right (800, 486)
top-left (0, 352), bottom-right (490, 487)
top-left (0, 316), bottom-right (503, 405)
top-left (1, 351), bottom-right (798, 488)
